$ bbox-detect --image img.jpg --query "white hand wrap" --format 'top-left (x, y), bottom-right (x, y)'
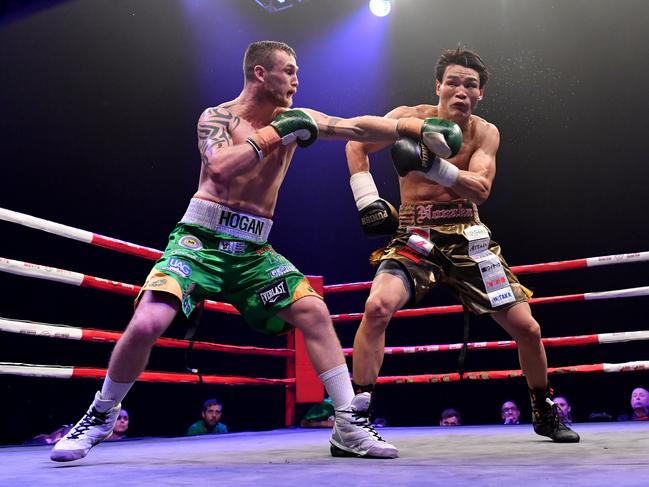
top-left (349, 171), bottom-right (379, 211)
top-left (423, 157), bottom-right (459, 187)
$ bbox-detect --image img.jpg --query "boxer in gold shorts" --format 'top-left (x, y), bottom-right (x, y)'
top-left (374, 199), bottom-right (531, 314)
top-left (346, 47), bottom-right (579, 448)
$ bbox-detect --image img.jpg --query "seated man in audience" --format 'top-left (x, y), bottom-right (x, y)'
top-left (617, 387), bottom-right (649, 421)
top-left (553, 396), bottom-right (573, 425)
top-left (187, 399), bottom-right (228, 436)
top-left (501, 401), bottom-right (521, 425)
top-left (439, 408), bottom-right (461, 426)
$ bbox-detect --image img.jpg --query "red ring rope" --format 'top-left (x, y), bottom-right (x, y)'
top-left (0, 362), bottom-right (293, 385)
top-left (0, 317), bottom-right (293, 357)
top-left (2, 206), bottom-right (648, 424)
top-left (375, 361), bottom-right (649, 384)
top-left (2, 206), bottom-right (648, 290)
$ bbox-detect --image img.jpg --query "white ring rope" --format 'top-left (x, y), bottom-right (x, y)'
top-left (3, 206), bottom-right (649, 273)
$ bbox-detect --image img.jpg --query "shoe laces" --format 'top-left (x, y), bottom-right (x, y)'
top-left (534, 402), bottom-right (572, 431)
top-left (349, 409), bottom-right (386, 443)
top-left (68, 408), bottom-right (109, 440)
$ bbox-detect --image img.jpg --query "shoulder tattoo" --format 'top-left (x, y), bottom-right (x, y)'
top-left (197, 107), bottom-right (241, 167)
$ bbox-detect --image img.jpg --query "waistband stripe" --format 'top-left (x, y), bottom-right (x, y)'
top-left (399, 201), bottom-right (478, 226)
top-left (180, 198), bottom-right (273, 243)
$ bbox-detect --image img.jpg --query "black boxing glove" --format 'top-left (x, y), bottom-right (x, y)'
top-left (349, 171), bottom-right (398, 237)
top-left (391, 136), bottom-right (459, 187)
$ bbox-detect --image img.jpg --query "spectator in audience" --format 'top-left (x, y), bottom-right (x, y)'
top-left (501, 400), bottom-right (520, 425)
top-left (187, 398), bottom-right (228, 436)
top-left (617, 387), bottom-right (649, 422)
top-left (107, 409), bottom-right (130, 441)
top-left (440, 408), bottom-right (461, 426)
top-left (300, 396), bottom-right (335, 428)
top-left (553, 396), bottom-right (573, 425)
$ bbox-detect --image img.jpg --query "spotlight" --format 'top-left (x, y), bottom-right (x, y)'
top-left (369, 0), bottom-right (391, 17)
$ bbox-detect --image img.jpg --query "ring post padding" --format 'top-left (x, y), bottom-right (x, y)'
top-left (295, 276), bottom-right (325, 406)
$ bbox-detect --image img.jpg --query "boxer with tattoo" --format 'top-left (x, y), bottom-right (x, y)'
top-left (52, 40), bottom-right (458, 462)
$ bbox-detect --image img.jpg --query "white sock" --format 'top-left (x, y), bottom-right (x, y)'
top-left (319, 364), bottom-right (355, 410)
top-left (98, 375), bottom-right (134, 410)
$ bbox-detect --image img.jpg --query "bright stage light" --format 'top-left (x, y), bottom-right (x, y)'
top-left (369, 0), bottom-right (391, 17)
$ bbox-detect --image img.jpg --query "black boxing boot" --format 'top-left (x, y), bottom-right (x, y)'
top-left (530, 386), bottom-right (580, 443)
top-left (351, 382), bottom-right (375, 396)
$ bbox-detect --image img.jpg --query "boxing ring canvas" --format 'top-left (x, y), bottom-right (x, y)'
top-left (2, 422), bottom-right (648, 487)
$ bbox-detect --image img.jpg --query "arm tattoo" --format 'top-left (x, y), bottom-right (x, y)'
top-left (323, 116), bottom-right (363, 138)
top-left (323, 117), bottom-right (342, 136)
top-left (197, 107), bottom-right (240, 167)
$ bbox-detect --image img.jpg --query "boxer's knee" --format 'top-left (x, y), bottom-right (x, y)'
top-left (511, 317), bottom-right (542, 344)
top-left (125, 307), bottom-right (173, 345)
top-left (493, 303), bottom-right (543, 345)
top-left (364, 294), bottom-right (398, 330)
top-left (279, 296), bottom-right (333, 337)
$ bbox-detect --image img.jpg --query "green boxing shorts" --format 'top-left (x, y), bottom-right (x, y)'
top-left (135, 198), bottom-right (321, 335)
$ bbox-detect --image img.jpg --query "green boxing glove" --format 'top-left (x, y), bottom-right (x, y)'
top-left (247, 109), bottom-right (319, 160)
top-left (396, 117), bottom-right (462, 159)
top-left (272, 109), bottom-right (319, 148)
top-left (421, 117), bottom-right (462, 158)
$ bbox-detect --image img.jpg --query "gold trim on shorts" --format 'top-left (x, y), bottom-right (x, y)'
top-left (134, 270), bottom-right (183, 309)
top-left (291, 277), bottom-right (322, 302)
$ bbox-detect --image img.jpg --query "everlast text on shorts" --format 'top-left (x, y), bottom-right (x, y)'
top-left (257, 279), bottom-right (290, 309)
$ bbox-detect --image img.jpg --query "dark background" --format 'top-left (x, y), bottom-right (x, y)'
top-left (1, 0), bottom-right (648, 445)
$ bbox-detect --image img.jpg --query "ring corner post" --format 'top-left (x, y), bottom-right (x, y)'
top-left (292, 275), bottom-right (326, 415)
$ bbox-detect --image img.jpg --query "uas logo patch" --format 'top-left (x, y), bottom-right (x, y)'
top-left (165, 258), bottom-right (192, 278)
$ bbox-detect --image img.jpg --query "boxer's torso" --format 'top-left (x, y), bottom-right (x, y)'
top-left (396, 105), bottom-right (489, 205)
top-left (194, 101), bottom-right (296, 219)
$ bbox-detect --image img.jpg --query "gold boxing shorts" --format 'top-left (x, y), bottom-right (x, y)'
top-left (374, 199), bottom-right (531, 315)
